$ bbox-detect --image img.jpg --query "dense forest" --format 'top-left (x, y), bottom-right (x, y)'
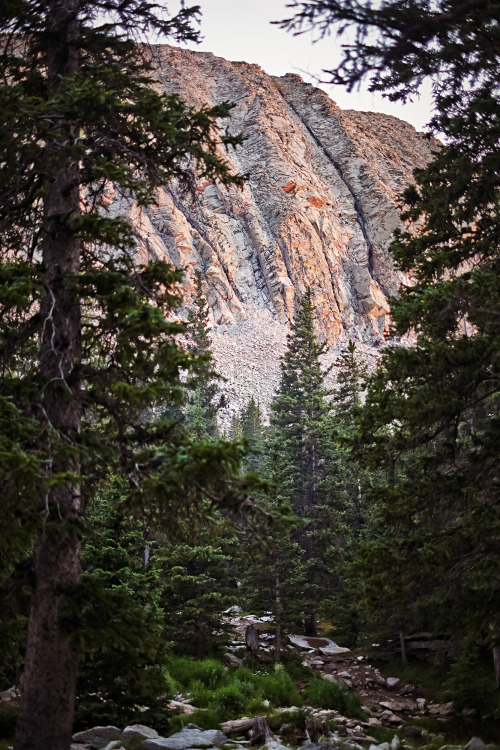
top-left (0, 1), bottom-right (498, 750)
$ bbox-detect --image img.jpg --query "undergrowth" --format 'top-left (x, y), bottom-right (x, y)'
top-left (166, 656), bottom-right (364, 729)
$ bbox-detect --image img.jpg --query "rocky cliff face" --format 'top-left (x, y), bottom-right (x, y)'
top-left (129, 45), bottom-right (435, 417)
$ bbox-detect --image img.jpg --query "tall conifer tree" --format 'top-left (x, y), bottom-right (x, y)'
top-left (0, 4), bottom-right (251, 747)
top-left (269, 289), bottom-right (341, 636)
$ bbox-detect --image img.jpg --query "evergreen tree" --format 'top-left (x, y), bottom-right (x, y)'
top-left (281, 0), bottom-right (500, 660)
top-left (0, 5), bottom-right (252, 747)
top-left (268, 289), bottom-right (344, 636)
top-left (240, 396), bottom-right (266, 471)
top-left (185, 269), bottom-right (222, 440)
top-left (75, 492), bottom-right (169, 730)
top-left (158, 531), bottom-right (237, 658)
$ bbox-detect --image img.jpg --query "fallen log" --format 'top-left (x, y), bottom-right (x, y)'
top-left (221, 717), bottom-right (255, 734)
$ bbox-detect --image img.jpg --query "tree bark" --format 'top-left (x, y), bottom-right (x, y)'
top-left (15, 3), bottom-right (82, 749)
top-left (275, 565), bottom-right (282, 663)
top-left (400, 629), bottom-right (408, 665)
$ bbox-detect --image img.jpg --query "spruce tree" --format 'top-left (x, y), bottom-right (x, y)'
top-left (75, 492), bottom-right (169, 730)
top-left (158, 531), bottom-right (237, 658)
top-left (0, 5), bottom-right (251, 748)
top-left (240, 396), bottom-right (266, 471)
top-left (185, 269), bottom-right (222, 440)
top-left (268, 289), bottom-right (342, 636)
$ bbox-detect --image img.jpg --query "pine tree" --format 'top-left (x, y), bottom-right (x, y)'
top-left (240, 396), bottom-right (266, 471)
top-left (185, 269), bottom-right (222, 440)
top-left (158, 531), bottom-right (237, 658)
top-left (0, 5), bottom-right (251, 748)
top-left (268, 289), bottom-right (343, 636)
top-left (75, 491), bottom-right (169, 730)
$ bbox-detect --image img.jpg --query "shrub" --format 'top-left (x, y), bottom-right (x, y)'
top-left (212, 683), bottom-right (247, 716)
top-left (167, 657), bottom-right (228, 690)
top-left (258, 664), bottom-right (302, 707)
top-left (303, 677), bottom-right (363, 718)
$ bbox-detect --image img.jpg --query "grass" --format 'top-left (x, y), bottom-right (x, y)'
top-left (165, 656), bottom-right (364, 731)
top-left (303, 677), bottom-right (365, 719)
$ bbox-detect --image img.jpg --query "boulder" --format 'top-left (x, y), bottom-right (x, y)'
top-left (142, 728), bottom-right (228, 750)
top-left (167, 700), bottom-right (197, 715)
top-left (386, 678), bottom-right (400, 690)
top-left (121, 725), bottom-right (159, 741)
top-left (103, 743), bottom-right (125, 750)
top-left (72, 726), bottom-right (122, 749)
top-left (390, 735), bottom-right (400, 750)
top-left (464, 739), bottom-right (486, 750)
top-left (224, 653), bottom-right (243, 669)
top-left (0, 686), bottom-right (21, 702)
top-left (399, 684), bottom-right (414, 696)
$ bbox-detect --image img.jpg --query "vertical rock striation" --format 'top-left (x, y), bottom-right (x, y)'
top-left (127, 45), bottom-right (436, 416)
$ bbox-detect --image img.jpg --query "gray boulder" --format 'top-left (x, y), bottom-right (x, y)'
top-left (72, 726), bottom-right (121, 749)
top-left (465, 739), bottom-right (486, 750)
top-left (223, 653), bottom-right (243, 669)
top-left (386, 678), bottom-right (400, 689)
top-left (142, 728), bottom-right (228, 750)
top-left (122, 724), bottom-right (159, 742)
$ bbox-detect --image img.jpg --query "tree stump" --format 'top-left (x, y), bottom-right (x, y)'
top-left (249, 716), bottom-right (271, 745)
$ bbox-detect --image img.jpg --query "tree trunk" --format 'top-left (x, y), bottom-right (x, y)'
top-left (304, 609), bottom-right (318, 637)
top-left (246, 624), bottom-right (259, 654)
top-left (275, 566), bottom-right (281, 663)
top-left (493, 646), bottom-right (500, 689)
top-left (249, 716), bottom-right (271, 746)
top-left (400, 629), bottom-right (408, 666)
top-left (15, 3), bottom-right (82, 749)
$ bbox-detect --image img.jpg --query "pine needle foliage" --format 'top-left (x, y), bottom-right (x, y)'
top-left (280, 0), bottom-right (500, 656)
top-left (0, 3), bottom-right (253, 747)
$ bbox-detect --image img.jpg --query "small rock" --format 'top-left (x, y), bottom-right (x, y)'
top-left (377, 743), bottom-right (391, 750)
top-left (416, 698), bottom-right (426, 712)
top-left (391, 735), bottom-right (400, 750)
top-left (388, 715), bottom-right (403, 724)
top-left (103, 743), bottom-right (125, 750)
top-left (399, 685), bottom-right (414, 696)
top-left (465, 738), bottom-right (486, 750)
top-left (386, 678), bottom-right (400, 690)
top-left (367, 719), bottom-right (381, 727)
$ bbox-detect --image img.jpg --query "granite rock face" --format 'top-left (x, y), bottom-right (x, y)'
top-left (128, 45), bottom-right (436, 417)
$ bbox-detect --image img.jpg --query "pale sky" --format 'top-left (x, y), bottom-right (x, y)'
top-left (181, 0), bottom-right (434, 132)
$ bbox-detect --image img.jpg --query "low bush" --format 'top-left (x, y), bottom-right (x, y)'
top-left (303, 677), bottom-right (364, 718)
top-left (257, 664), bottom-right (302, 707)
top-left (168, 658), bottom-right (228, 690)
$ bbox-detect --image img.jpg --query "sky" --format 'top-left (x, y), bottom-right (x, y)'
top-left (181, 0), bottom-right (434, 132)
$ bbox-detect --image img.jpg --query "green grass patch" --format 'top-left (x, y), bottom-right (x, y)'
top-left (303, 677), bottom-right (364, 718)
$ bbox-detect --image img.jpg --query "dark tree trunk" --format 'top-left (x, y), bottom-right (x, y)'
top-left (249, 716), bottom-right (271, 746)
top-left (274, 567), bottom-right (281, 663)
top-left (15, 3), bottom-right (82, 749)
top-left (304, 609), bottom-right (318, 637)
top-left (245, 624), bottom-right (259, 654)
top-left (400, 629), bottom-right (408, 666)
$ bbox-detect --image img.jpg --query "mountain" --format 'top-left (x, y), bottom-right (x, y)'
top-left (128, 45), bottom-right (436, 417)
